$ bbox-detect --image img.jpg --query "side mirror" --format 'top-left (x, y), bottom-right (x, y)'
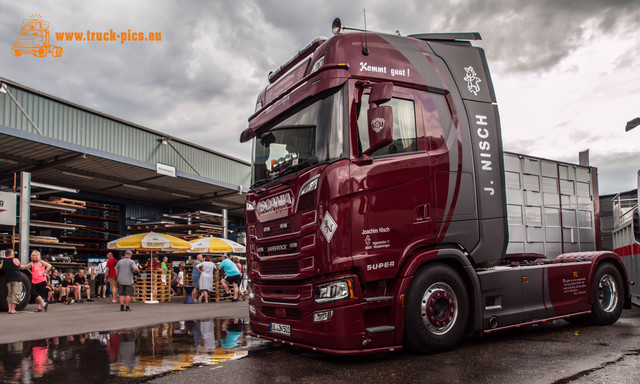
top-left (363, 105), bottom-right (393, 156)
top-left (369, 82), bottom-right (393, 105)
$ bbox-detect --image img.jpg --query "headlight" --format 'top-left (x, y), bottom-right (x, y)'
top-left (300, 176), bottom-right (319, 196)
top-left (314, 278), bottom-right (354, 304)
top-left (246, 201), bottom-right (255, 211)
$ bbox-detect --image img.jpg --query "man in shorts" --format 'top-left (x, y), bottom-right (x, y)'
top-left (47, 269), bottom-right (63, 303)
top-left (219, 254), bottom-right (242, 302)
top-left (115, 250), bottom-right (139, 312)
top-left (74, 269), bottom-right (93, 302)
top-left (2, 249), bottom-right (22, 314)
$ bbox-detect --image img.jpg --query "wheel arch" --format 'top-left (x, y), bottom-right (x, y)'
top-left (397, 246), bottom-right (483, 335)
top-left (555, 251), bottom-right (631, 309)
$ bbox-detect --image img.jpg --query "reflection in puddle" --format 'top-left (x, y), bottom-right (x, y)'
top-left (0, 318), bottom-right (269, 383)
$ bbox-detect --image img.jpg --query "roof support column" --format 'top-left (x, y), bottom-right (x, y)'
top-left (19, 171), bottom-right (31, 264)
top-left (223, 209), bottom-right (228, 239)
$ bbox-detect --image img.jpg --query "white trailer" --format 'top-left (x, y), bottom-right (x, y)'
top-left (612, 170), bottom-right (640, 305)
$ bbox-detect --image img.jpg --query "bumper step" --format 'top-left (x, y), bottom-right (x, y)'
top-left (365, 325), bottom-right (396, 334)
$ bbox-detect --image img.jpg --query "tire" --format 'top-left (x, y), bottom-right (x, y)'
top-left (588, 263), bottom-right (623, 325)
top-left (404, 263), bottom-right (469, 353)
top-left (0, 273), bottom-right (30, 312)
top-left (0, 276), bottom-right (6, 312)
top-left (16, 273), bottom-right (32, 311)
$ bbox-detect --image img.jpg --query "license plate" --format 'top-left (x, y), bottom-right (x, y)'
top-left (270, 322), bottom-right (291, 336)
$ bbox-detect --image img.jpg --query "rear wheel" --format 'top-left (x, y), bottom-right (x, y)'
top-left (0, 274), bottom-right (31, 312)
top-left (404, 264), bottom-right (469, 353)
top-left (588, 263), bottom-right (623, 325)
top-left (15, 273), bottom-right (32, 311)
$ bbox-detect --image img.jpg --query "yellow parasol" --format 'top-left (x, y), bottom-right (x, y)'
top-left (188, 236), bottom-right (246, 253)
top-left (107, 232), bottom-right (191, 303)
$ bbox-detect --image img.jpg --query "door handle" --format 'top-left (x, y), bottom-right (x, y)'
top-left (414, 204), bottom-right (431, 222)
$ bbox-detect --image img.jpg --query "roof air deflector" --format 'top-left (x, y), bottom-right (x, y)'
top-left (408, 32), bottom-right (481, 42)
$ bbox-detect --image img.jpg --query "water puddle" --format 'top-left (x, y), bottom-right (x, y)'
top-left (0, 317), bottom-right (270, 383)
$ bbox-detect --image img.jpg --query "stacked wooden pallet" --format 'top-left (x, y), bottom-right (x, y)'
top-left (127, 211), bottom-right (224, 240)
top-left (212, 269), bottom-right (235, 302)
top-left (182, 263), bottom-right (193, 286)
top-left (48, 197), bottom-right (86, 208)
top-left (134, 269), bottom-right (171, 303)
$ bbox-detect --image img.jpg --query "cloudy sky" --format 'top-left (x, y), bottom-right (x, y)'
top-left (2, 0), bottom-right (639, 194)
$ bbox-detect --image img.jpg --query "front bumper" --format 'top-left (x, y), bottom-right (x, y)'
top-left (249, 286), bottom-right (402, 355)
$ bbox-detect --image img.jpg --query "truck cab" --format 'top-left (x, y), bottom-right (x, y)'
top-left (241, 21), bottom-right (631, 355)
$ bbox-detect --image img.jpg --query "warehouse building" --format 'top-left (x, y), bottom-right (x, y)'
top-left (0, 77), bottom-right (250, 265)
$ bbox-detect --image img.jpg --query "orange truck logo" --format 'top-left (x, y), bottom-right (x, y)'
top-left (11, 14), bottom-right (63, 58)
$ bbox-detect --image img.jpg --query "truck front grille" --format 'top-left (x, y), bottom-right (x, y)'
top-left (260, 239), bottom-right (298, 257)
top-left (261, 259), bottom-right (299, 275)
top-left (261, 306), bottom-right (304, 320)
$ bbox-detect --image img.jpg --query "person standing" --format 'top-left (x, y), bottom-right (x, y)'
top-left (21, 250), bottom-right (51, 312)
top-left (191, 254), bottom-right (203, 302)
top-left (161, 257), bottom-right (168, 271)
top-left (196, 255), bottom-right (215, 303)
top-left (177, 265), bottom-right (185, 296)
top-left (95, 258), bottom-right (107, 298)
top-left (115, 250), bottom-right (139, 312)
top-left (105, 252), bottom-right (119, 303)
top-left (233, 256), bottom-right (246, 300)
top-left (2, 249), bottom-right (22, 314)
top-left (219, 254), bottom-right (241, 302)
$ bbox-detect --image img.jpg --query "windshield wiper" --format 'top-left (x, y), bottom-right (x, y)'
top-left (278, 156), bottom-right (319, 178)
top-left (251, 156), bottom-right (319, 189)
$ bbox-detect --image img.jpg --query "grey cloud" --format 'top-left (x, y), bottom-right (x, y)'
top-left (2, 0), bottom-right (639, 177)
top-left (591, 151), bottom-right (640, 195)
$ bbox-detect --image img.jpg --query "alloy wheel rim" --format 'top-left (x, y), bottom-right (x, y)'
top-left (598, 274), bottom-right (618, 313)
top-left (421, 282), bottom-right (458, 335)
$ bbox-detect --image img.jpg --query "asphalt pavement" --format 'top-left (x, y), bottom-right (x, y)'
top-left (148, 306), bottom-right (640, 384)
top-left (0, 295), bottom-right (249, 344)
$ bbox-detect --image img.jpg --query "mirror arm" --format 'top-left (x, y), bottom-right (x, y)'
top-left (354, 154), bottom-right (373, 166)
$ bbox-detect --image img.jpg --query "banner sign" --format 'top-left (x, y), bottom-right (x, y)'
top-left (0, 192), bottom-right (17, 226)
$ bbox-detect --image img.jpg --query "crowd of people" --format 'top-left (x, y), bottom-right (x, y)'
top-left (191, 253), bottom-right (244, 303)
top-left (2, 248), bottom-right (247, 314)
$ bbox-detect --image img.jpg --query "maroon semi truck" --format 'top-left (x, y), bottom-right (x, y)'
top-left (240, 19), bottom-right (632, 355)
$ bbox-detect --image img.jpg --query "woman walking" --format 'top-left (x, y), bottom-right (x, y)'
top-left (196, 256), bottom-right (215, 303)
top-left (21, 250), bottom-right (51, 312)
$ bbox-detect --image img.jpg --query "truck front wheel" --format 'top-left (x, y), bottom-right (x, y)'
top-left (404, 264), bottom-right (469, 353)
top-left (588, 263), bottom-right (623, 325)
top-left (0, 273), bottom-right (31, 312)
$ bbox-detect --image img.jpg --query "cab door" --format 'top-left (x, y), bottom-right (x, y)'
top-left (349, 85), bottom-right (434, 282)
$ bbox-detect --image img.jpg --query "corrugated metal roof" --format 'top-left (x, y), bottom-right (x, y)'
top-left (0, 128), bottom-right (246, 214)
top-left (0, 77), bottom-right (250, 189)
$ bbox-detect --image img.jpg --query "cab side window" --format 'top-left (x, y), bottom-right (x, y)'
top-left (357, 95), bottom-right (417, 157)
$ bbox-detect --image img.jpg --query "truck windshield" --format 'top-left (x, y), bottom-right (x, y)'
top-left (251, 89), bottom-right (344, 186)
